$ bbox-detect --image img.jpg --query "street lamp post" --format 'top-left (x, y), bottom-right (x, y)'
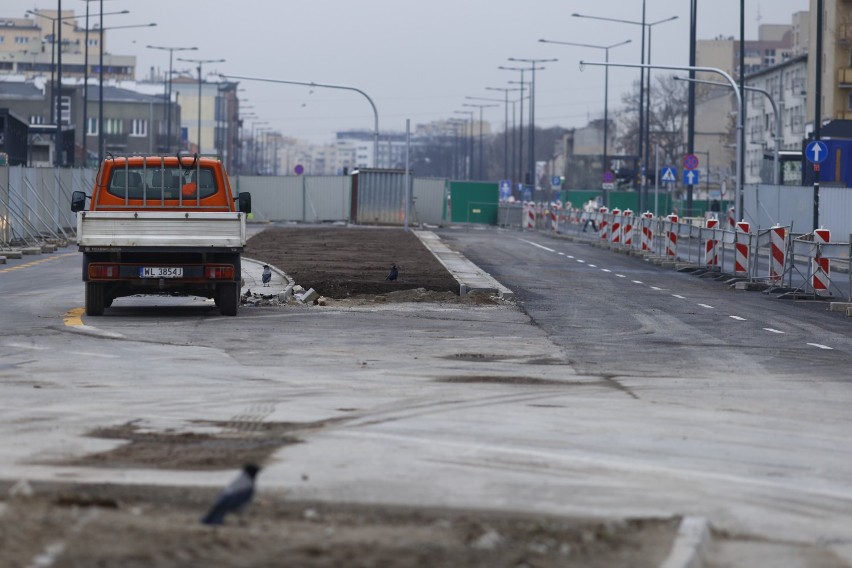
top-left (178, 57), bottom-right (225, 155)
top-left (462, 102), bottom-right (498, 180)
top-left (147, 45), bottom-right (197, 153)
top-left (580, 60), bottom-right (744, 224)
top-left (539, 38), bottom-right (631, 206)
top-left (572, 10), bottom-right (678, 211)
top-left (221, 74), bottom-right (379, 168)
top-left (674, 75), bottom-right (781, 186)
top-left (453, 110), bottom-right (474, 180)
top-left (499, 66), bottom-right (543, 187)
top-left (508, 57), bottom-right (556, 189)
top-left (484, 87), bottom-right (521, 181)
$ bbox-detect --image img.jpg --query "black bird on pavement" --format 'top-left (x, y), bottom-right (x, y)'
top-left (201, 464), bottom-right (261, 525)
top-left (385, 264), bottom-right (398, 281)
top-left (261, 264), bottom-right (272, 287)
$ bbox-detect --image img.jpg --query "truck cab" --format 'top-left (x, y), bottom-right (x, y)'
top-left (71, 154), bottom-right (252, 316)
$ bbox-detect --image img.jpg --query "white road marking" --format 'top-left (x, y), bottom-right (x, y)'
top-left (729, 316), bottom-right (747, 321)
top-left (601, 269), bottom-right (612, 273)
top-left (588, 264), bottom-right (597, 268)
top-left (698, 303), bottom-right (715, 309)
top-left (616, 274), bottom-right (626, 278)
top-left (521, 239), bottom-right (556, 253)
top-left (672, 294), bottom-right (686, 299)
top-left (650, 286), bottom-right (665, 291)
top-left (632, 280), bottom-right (644, 285)
top-left (567, 255), bottom-right (575, 259)
top-left (807, 343), bottom-right (833, 350)
top-left (763, 328), bottom-right (785, 334)
top-left (577, 259), bottom-right (585, 263)
top-left (557, 252), bottom-right (565, 256)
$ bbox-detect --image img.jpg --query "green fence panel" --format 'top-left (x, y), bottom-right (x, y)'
top-left (450, 181), bottom-right (498, 224)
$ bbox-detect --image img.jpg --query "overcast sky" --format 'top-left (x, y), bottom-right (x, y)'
top-left (8, 1), bottom-right (809, 144)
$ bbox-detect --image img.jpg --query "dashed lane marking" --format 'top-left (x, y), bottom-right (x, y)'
top-left (588, 264), bottom-right (597, 268)
top-left (576, 259), bottom-right (585, 263)
top-left (807, 343), bottom-right (833, 350)
top-left (601, 269), bottom-right (611, 273)
top-left (632, 280), bottom-right (644, 285)
top-left (0, 252), bottom-right (76, 273)
top-left (650, 286), bottom-right (665, 291)
top-left (763, 328), bottom-right (785, 334)
top-left (616, 274), bottom-right (626, 278)
top-left (698, 303), bottom-right (715, 309)
top-left (729, 316), bottom-right (747, 321)
top-left (520, 239), bottom-right (556, 253)
top-left (672, 294), bottom-right (686, 299)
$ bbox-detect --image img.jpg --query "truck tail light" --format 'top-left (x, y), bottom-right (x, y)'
top-left (89, 264), bottom-right (120, 279)
top-left (205, 265), bottom-right (234, 280)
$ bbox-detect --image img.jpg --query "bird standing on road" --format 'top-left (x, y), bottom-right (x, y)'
top-left (385, 264), bottom-right (398, 281)
top-left (201, 464), bottom-right (261, 525)
top-left (262, 264), bottom-right (272, 287)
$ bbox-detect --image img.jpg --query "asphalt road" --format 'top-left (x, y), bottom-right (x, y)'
top-left (2, 230), bottom-right (852, 564)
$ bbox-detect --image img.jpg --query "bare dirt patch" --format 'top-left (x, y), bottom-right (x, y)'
top-left (244, 225), bottom-right (499, 305)
top-left (0, 482), bottom-right (679, 568)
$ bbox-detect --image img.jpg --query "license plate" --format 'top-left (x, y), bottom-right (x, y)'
top-left (140, 267), bottom-right (183, 278)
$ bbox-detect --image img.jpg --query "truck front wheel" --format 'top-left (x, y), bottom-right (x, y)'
top-left (217, 283), bottom-right (239, 316)
top-left (85, 282), bottom-right (105, 316)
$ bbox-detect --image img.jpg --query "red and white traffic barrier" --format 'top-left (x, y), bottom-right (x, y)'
top-left (727, 206), bottom-right (736, 230)
top-left (735, 220), bottom-right (750, 275)
top-left (610, 208), bottom-right (622, 245)
top-left (705, 218), bottom-right (719, 267)
top-left (641, 212), bottom-right (654, 251)
top-left (665, 214), bottom-right (678, 257)
top-left (622, 209), bottom-right (634, 247)
top-left (550, 202), bottom-right (559, 232)
top-left (812, 228), bottom-right (831, 295)
top-left (598, 206), bottom-right (609, 241)
top-left (769, 225), bottom-right (786, 282)
top-left (522, 202), bottom-right (535, 230)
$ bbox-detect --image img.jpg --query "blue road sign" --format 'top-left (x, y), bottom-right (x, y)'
top-left (806, 140), bottom-right (828, 164)
top-left (551, 176), bottom-right (562, 188)
top-left (499, 179), bottom-right (512, 200)
top-left (660, 167), bottom-right (677, 183)
top-left (683, 169), bottom-right (700, 186)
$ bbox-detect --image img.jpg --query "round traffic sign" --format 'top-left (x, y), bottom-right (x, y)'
top-left (683, 154), bottom-right (699, 170)
top-left (294, 164), bottom-right (304, 175)
top-left (602, 170), bottom-right (615, 183)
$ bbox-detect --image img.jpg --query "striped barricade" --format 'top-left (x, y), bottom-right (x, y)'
top-left (769, 225), bottom-right (787, 282)
top-left (705, 218), bottom-right (719, 267)
top-left (598, 207), bottom-right (609, 241)
top-left (610, 208), bottom-right (622, 245)
top-left (812, 228), bottom-right (831, 295)
top-left (641, 212), bottom-right (654, 251)
top-left (735, 221), bottom-right (751, 276)
top-left (665, 214), bottom-right (679, 257)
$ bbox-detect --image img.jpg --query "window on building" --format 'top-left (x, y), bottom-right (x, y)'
top-left (29, 115), bottom-right (46, 125)
top-left (14, 36), bottom-right (28, 44)
top-left (130, 119), bottom-right (147, 137)
top-left (87, 117), bottom-right (98, 135)
top-left (88, 38), bottom-right (98, 47)
top-left (0, 36), bottom-right (5, 44)
top-left (58, 96), bottom-right (71, 125)
top-left (105, 118), bottom-right (123, 135)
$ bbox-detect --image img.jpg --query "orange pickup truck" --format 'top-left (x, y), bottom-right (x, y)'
top-left (71, 154), bottom-right (252, 316)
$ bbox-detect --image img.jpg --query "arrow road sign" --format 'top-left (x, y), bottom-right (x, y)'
top-left (683, 169), bottom-right (700, 186)
top-left (806, 140), bottom-right (828, 164)
top-left (660, 167), bottom-right (677, 183)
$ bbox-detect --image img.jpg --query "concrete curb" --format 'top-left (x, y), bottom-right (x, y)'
top-left (660, 516), bottom-right (711, 568)
top-left (413, 230), bottom-right (514, 299)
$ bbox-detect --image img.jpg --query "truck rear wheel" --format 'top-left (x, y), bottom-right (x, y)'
top-left (218, 282), bottom-right (239, 316)
top-left (85, 282), bottom-right (105, 316)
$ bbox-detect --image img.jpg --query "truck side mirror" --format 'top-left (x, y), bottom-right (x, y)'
top-left (71, 191), bottom-right (87, 212)
top-left (237, 192), bottom-right (251, 214)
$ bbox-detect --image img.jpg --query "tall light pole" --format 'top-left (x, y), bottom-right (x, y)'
top-left (462, 102), bottom-right (498, 180)
top-left (484, 87), bottom-right (521, 181)
top-left (178, 57), bottom-right (225, 154)
top-left (453, 110), bottom-right (474, 180)
top-left (466, 96), bottom-right (507, 179)
top-left (508, 57), bottom-right (556, 189)
top-left (89, 20), bottom-right (157, 163)
top-left (499, 66), bottom-right (542, 187)
top-left (77, 1), bottom-right (127, 165)
top-left (148, 45), bottom-right (197, 153)
top-left (539, 38), bottom-right (631, 206)
top-left (573, 10), bottom-right (677, 210)
top-left (221, 74), bottom-right (379, 168)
